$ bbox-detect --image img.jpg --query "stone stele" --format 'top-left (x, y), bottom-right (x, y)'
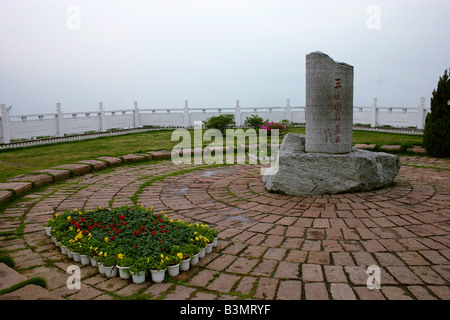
top-left (264, 52), bottom-right (401, 195)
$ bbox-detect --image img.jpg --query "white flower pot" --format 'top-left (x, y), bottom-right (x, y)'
top-left (60, 246), bottom-right (67, 255)
top-left (72, 252), bottom-right (81, 262)
top-left (180, 258), bottom-right (191, 271)
top-left (103, 265), bottom-right (118, 278)
top-left (199, 247), bottom-right (206, 259)
top-left (131, 270), bottom-right (146, 284)
top-left (98, 262), bottom-right (105, 274)
top-left (213, 237), bottom-right (218, 247)
top-left (190, 253), bottom-right (199, 266)
top-left (90, 257), bottom-right (97, 267)
top-left (150, 269), bottom-right (166, 283)
top-left (206, 243), bottom-right (213, 254)
top-left (44, 227), bottom-right (52, 237)
top-left (167, 264), bottom-right (180, 277)
top-left (117, 266), bottom-right (131, 280)
top-left (67, 249), bottom-right (73, 259)
top-left (80, 254), bottom-right (91, 266)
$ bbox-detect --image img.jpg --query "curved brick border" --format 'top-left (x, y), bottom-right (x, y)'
top-left (0, 150), bottom-right (173, 204)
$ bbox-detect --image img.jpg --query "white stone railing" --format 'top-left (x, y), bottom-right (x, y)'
top-left (0, 97), bottom-right (429, 144)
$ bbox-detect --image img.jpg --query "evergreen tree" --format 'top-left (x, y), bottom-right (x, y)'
top-left (423, 69), bottom-right (450, 157)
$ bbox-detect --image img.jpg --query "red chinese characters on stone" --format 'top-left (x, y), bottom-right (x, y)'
top-left (333, 78), bottom-right (342, 144)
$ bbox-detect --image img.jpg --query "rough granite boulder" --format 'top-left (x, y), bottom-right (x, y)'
top-left (264, 133), bottom-right (401, 196)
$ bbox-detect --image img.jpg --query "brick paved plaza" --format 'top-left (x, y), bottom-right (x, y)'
top-left (0, 155), bottom-right (449, 300)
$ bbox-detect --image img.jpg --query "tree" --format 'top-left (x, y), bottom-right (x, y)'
top-left (423, 68), bottom-right (450, 157)
top-left (244, 114), bottom-right (267, 130)
top-left (203, 114), bottom-right (235, 134)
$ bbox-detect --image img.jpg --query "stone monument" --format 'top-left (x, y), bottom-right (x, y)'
top-left (263, 51), bottom-right (401, 196)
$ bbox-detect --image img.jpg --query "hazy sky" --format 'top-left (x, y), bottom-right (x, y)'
top-left (1, 0), bottom-right (449, 114)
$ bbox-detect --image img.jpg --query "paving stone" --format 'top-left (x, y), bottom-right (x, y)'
top-left (277, 280), bottom-right (302, 300)
top-left (302, 264), bottom-right (323, 282)
top-left (0, 284), bottom-right (63, 300)
top-left (7, 174), bottom-right (53, 188)
top-left (226, 257), bottom-right (259, 275)
top-left (381, 286), bottom-right (413, 300)
top-left (0, 190), bottom-right (13, 202)
top-left (51, 163), bottom-right (92, 176)
top-left (148, 150), bottom-right (172, 159)
top-left (273, 261), bottom-right (300, 279)
top-left (330, 283), bottom-right (357, 300)
top-left (96, 156), bottom-right (123, 165)
top-left (0, 182), bottom-right (32, 195)
top-left (121, 154), bottom-right (146, 163)
top-left (33, 169), bottom-right (71, 181)
top-left (0, 263), bottom-right (28, 290)
top-left (304, 282), bottom-right (329, 300)
top-left (77, 159), bottom-right (109, 170)
top-left (234, 276), bottom-right (256, 295)
top-left (206, 273), bottom-right (240, 292)
top-left (253, 277), bottom-right (278, 300)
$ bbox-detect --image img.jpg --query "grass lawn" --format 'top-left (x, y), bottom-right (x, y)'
top-left (0, 128), bottom-right (423, 181)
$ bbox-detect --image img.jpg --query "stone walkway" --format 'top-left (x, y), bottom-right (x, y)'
top-left (0, 156), bottom-right (449, 300)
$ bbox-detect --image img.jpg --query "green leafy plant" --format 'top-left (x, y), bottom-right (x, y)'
top-left (203, 114), bottom-right (235, 133)
top-left (244, 114), bottom-right (267, 130)
top-left (129, 257), bottom-right (150, 273)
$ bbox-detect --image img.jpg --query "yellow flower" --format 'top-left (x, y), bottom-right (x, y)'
top-left (55, 214), bottom-right (59, 217)
top-left (160, 254), bottom-right (164, 259)
top-left (170, 220), bottom-right (174, 223)
top-left (69, 239), bottom-right (74, 243)
top-left (118, 253), bottom-right (124, 260)
top-left (104, 237), bottom-right (108, 242)
top-left (161, 259), bottom-right (164, 264)
top-left (104, 252), bottom-right (107, 257)
top-left (177, 252), bottom-right (183, 260)
top-left (147, 257), bottom-right (150, 263)
top-left (67, 216), bottom-right (71, 221)
top-left (99, 251), bottom-right (103, 256)
top-left (195, 237), bottom-right (199, 241)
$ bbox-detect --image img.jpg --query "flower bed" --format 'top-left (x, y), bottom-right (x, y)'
top-left (44, 205), bottom-right (219, 283)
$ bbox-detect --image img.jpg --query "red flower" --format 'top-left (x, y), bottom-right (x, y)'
top-left (122, 221), bottom-right (126, 226)
top-left (141, 226), bottom-right (145, 231)
top-left (151, 231), bottom-right (157, 236)
top-left (157, 218), bottom-right (164, 223)
top-left (134, 244), bottom-right (137, 249)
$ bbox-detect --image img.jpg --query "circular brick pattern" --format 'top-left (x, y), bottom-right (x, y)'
top-left (0, 157), bottom-right (449, 300)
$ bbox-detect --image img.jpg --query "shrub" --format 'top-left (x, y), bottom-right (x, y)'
top-left (260, 121), bottom-right (287, 139)
top-left (423, 68), bottom-right (450, 157)
top-left (244, 114), bottom-right (267, 130)
top-left (203, 114), bottom-right (235, 133)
